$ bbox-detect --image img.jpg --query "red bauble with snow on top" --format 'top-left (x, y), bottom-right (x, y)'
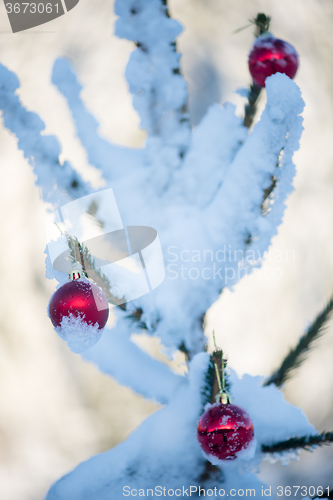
top-left (48, 275), bottom-right (109, 353)
top-left (197, 402), bottom-right (254, 461)
top-left (248, 34), bottom-right (299, 88)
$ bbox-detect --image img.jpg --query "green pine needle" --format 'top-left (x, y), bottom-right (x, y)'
top-left (262, 432), bottom-right (333, 454)
top-left (67, 235), bottom-right (125, 306)
top-left (264, 298), bottom-right (333, 387)
top-left (67, 234), bottom-right (154, 328)
top-left (200, 351), bottom-right (232, 411)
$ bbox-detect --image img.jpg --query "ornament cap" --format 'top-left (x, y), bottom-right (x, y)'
top-left (69, 270), bottom-right (82, 281)
top-left (216, 390), bottom-right (232, 405)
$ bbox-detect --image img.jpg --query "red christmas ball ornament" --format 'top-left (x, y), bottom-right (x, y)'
top-left (48, 273), bottom-right (109, 353)
top-left (197, 401), bottom-right (254, 461)
top-left (248, 34), bottom-right (299, 88)
top-left (49, 276), bottom-right (109, 330)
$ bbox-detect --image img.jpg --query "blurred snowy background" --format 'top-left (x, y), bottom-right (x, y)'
top-left (0, 0), bottom-right (332, 498)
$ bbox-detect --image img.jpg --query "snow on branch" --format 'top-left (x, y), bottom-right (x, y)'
top-left (46, 361), bottom-right (317, 499)
top-left (52, 58), bottom-right (144, 182)
top-left (206, 73), bottom-right (304, 286)
top-left (175, 103), bottom-right (247, 207)
top-left (46, 353), bottom-right (212, 500)
top-left (129, 74), bottom-right (304, 354)
top-left (0, 63), bottom-right (90, 207)
top-left (115, 0), bottom-right (191, 167)
top-left (264, 297), bottom-right (333, 387)
top-left (83, 316), bottom-right (185, 405)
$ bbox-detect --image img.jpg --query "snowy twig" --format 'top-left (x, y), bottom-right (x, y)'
top-left (244, 83), bottom-right (262, 128)
top-left (67, 235), bottom-right (160, 326)
top-left (0, 64), bottom-right (89, 207)
top-left (243, 13), bottom-right (271, 128)
top-left (206, 73), bottom-right (304, 285)
top-left (52, 58), bottom-right (143, 182)
top-left (253, 13), bottom-right (271, 38)
top-left (67, 235), bottom-right (126, 306)
top-left (264, 298), bottom-right (333, 387)
top-left (83, 321), bottom-right (185, 404)
top-left (115, 0), bottom-right (191, 164)
top-left (262, 432), bottom-right (333, 453)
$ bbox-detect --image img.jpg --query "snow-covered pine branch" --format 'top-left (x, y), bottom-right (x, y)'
top-left (0, 3), bottom-right (304, 359)
top-left (0, 0), bottom-right (304, 381)
top-left (125, 73), bottom-right (304, 355)
top-left (206, 72), bottom-right (304, 284)
top-left (46, 358), bottom-right (316, 499)
top-left (0, 64), bottom-right (89, 207)
top-left (83, 315), bottom-right (184, 405)
top-left (115, 0), bottom-right (191, 190)
top-left (52, 58), bottom-right (144, 183)
top-left (1, 3), bottom-right (322, 496)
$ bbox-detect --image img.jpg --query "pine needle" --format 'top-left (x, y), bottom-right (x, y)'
top-left (264, 298), bottom-right (333, 387)
top-left (262, 432), bottom-right (333, 454)
top-left (244, 83), bottom-right (262, 128)
top-left (200, 351), bottom-right (232, 410)
top-left (67, 235), bottom-right (125, 306)
top-left (67, 235), bottom-right (155, 328)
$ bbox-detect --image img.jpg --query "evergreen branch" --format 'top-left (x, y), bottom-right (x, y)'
top-left (116, 0), bottom-right (190, 160)
top-left (67, 235), bottom-right (159, 329)
top-left (201, 356), bottom-right (215, 410)
top-left (196, 460), bottom-right (222, 484)
top-left (67, 235), bottom-right (125, 306)
top-left (253, 13), bottom-right (271, 38)
top-left (244, 83), bottom-right (262, 128)
top-left (200, 351), bottom-right (232, 410)
top-left (261, 150), bottom-right (283, 216)
top-left (262, 432), bottom-right (333, 454)
top-left (0, 63), bottom-right (89, 207)
top-left (264, 298), bottom-right (333, 387)
top-left (243, 14), bottom-right (270, 128)
top-left (233, 12), bottom-right (270, 37)
top-left (311, 489), bottom-right (333, 499)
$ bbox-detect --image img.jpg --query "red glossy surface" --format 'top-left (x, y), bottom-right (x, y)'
top-left (197, 403), bottom-right (254, 461)
top-left (249, 35), bottom-right (299, 88)
top-left (49, 279), bottom-right (109, 329)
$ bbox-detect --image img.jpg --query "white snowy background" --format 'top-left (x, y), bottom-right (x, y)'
top-left (0, 0), bottom-right (332, 499)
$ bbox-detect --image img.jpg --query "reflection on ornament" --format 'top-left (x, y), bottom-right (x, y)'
top-left (249, 34), bottom-right (299, 87)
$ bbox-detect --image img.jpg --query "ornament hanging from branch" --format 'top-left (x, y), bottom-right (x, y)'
top-left (249, 35), bottom-right (299, 88)
top-left (244, 13), bottom-right (299, 128)
top-left (48, 272), bottom-right (109, 353)
top-left (48, 230), bottom-right (110, 354)
top-left (197, 333), bottom-right (255, 462)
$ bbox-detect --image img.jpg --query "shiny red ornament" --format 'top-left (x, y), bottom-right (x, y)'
top-left (197, 403), bottom-right (254, 461)
top-left (248, 34), bottom-right (299, 88)
top-left (49, 279), bottom-right (109, 330)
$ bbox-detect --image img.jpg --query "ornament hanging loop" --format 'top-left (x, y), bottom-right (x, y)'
top-left (214, 354), bottom-right (232, 405)
top-left (212, 331), bottom-right (232, 405)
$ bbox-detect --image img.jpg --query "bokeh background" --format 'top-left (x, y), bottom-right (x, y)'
top-left (0, 0), bottom-right (333, 498)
